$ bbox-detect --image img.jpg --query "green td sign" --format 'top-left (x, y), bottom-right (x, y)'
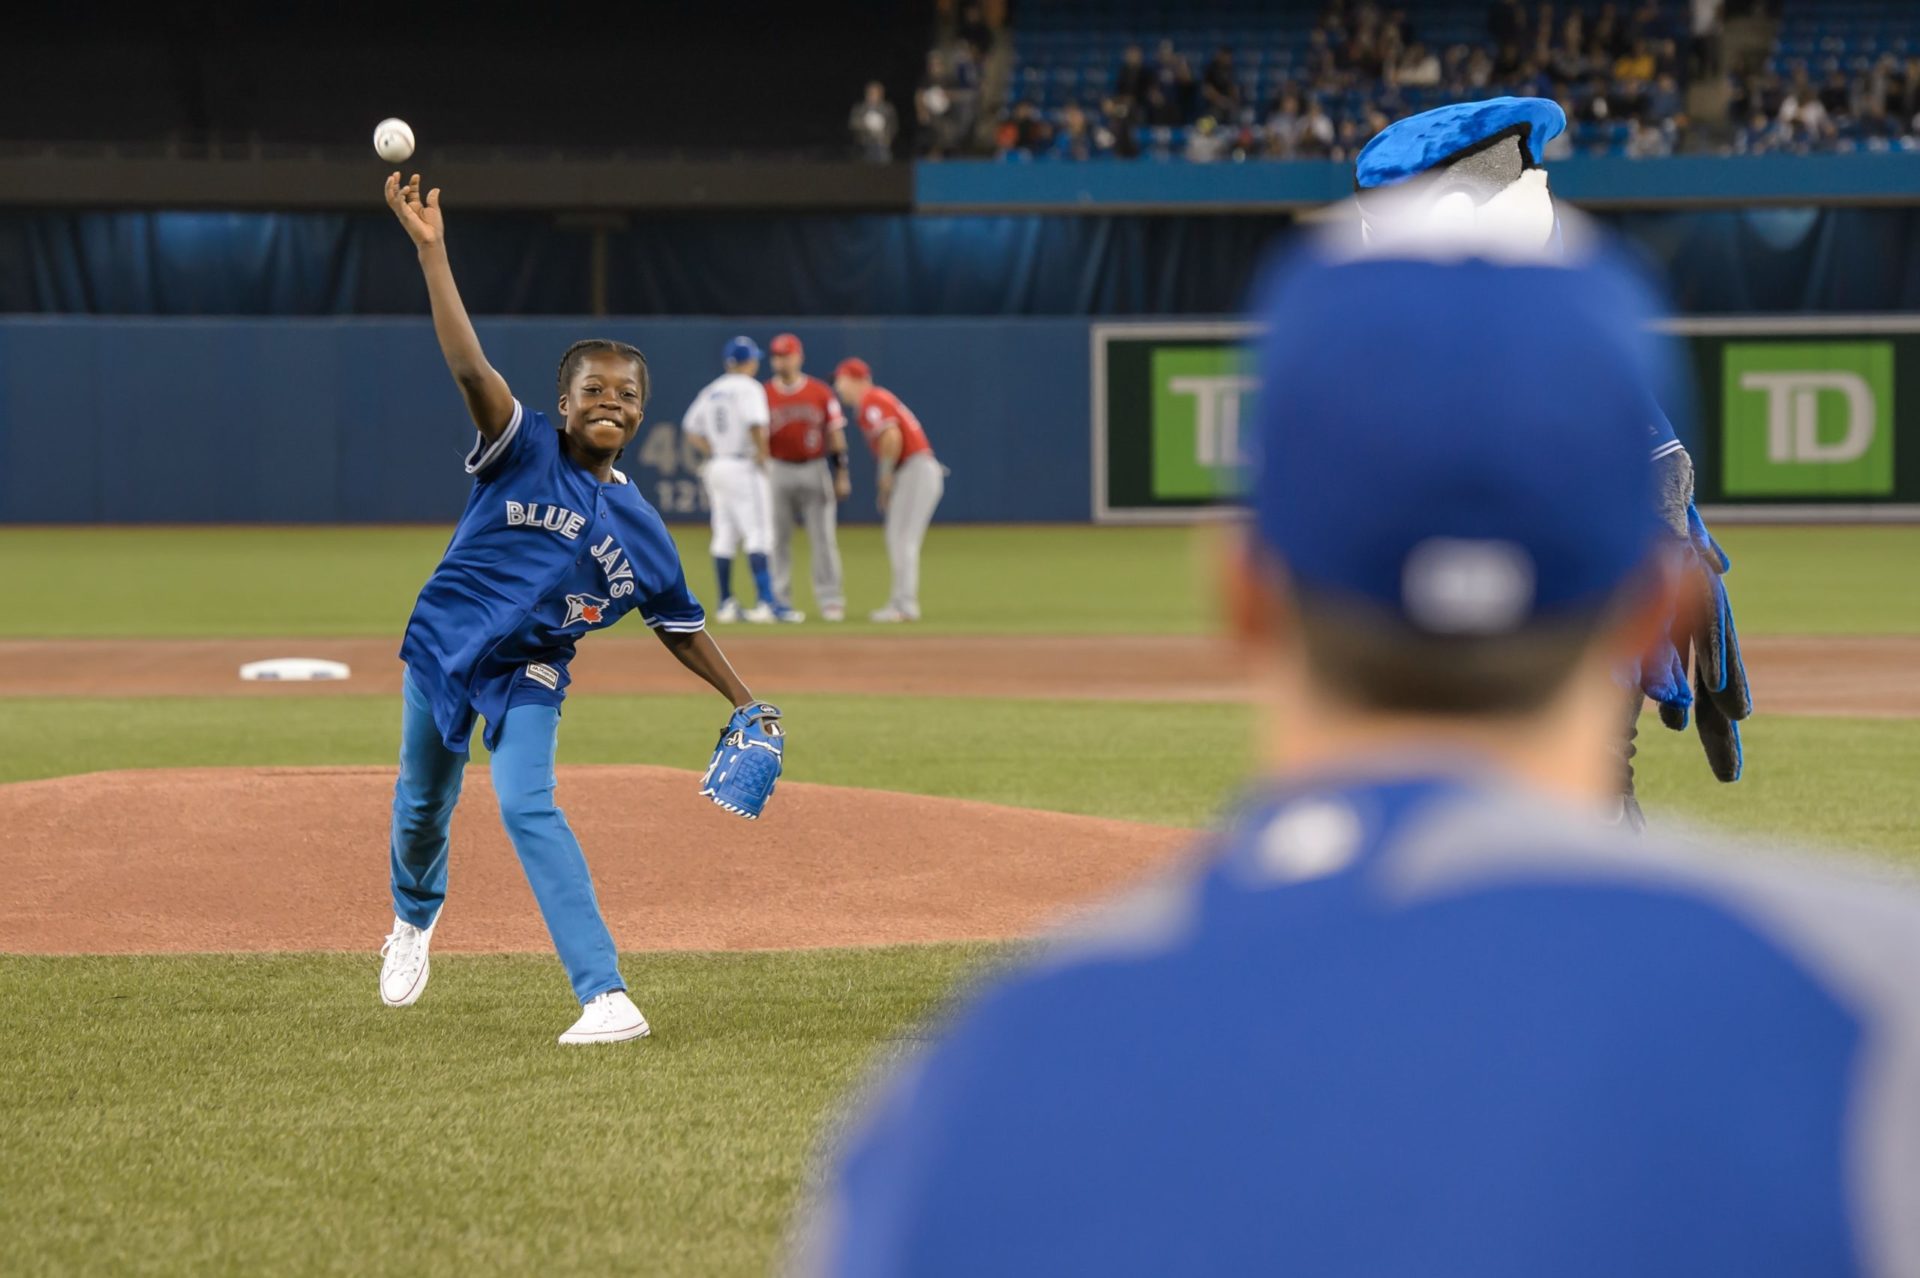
top-left (1099, 323), bottom-right (1918, 521)
top-left (1095, 324), bottom-right (1257, 521)
top-left (1722, 341), bottom-right (1895, 496)
top-left (1148, 346), bottom-right (1255, 501)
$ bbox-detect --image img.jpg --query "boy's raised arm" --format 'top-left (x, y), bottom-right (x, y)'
top-left (384, 172), bottom-right (516, 441)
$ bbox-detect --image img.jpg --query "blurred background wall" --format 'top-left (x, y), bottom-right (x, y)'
top-left (5, 0), bottom-right (1918, 523)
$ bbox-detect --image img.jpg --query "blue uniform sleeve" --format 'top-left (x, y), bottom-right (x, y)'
top-left (640, 574), bottom-right (705, 633)
top-left (621, 493), bottom-right (705, 632)
top-left (795, 975), bottom-right (1096, 1277)
top-left (796, 1005), bottom-right (1025, 1278)
top-left (796, 1058), bottom-right (940, 1277)
top-left (1647, 397), bottom-right (1683, 461)
top-left (464, 400), bottom-right (554, 480)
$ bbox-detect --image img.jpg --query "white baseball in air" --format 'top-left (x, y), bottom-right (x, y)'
top-left (373, 117), bottom-right (415, 163)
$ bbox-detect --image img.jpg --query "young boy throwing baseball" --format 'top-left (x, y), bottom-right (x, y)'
top-left (375, 173), bottom-right (782, 1045)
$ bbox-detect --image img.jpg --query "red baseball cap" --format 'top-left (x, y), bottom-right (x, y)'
top-left (835, 357), bottom-right (872, 381)
top-left (770, 333), bottom-right (802, 357)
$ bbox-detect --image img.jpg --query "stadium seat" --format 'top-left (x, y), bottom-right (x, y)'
top-left (994, 0), bottom-right (1840, 162)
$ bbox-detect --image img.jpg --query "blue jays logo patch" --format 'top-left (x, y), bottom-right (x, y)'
top-left (563, 593), bottom-right (612, 627)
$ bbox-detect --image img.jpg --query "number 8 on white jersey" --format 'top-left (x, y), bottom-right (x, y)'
top-left (683, 373), bottom-right (770, 460)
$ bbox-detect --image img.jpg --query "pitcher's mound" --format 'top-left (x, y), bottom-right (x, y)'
top-left (0, 767), bottom-right (1192, 954)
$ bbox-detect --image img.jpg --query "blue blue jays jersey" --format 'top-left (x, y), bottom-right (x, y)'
top-left (400, 401), bottom-right (704, 751)
top-left (799, 774), bottom-right (1920, 1277)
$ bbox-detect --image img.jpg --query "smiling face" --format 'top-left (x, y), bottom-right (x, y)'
top-left (558, 352), bottom-right (646, 458)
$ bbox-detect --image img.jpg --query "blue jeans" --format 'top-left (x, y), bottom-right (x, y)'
top-left (388, 668), bottom-right (624, 1003)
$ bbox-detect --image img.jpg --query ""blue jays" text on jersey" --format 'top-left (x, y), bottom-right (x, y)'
top-left (400, 401), bottom-right (704, 751)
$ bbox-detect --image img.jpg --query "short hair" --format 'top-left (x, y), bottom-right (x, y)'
top-left (1293, 590), bottom-right (1607, 716)
top-left (556, 339), bottom-right (650, 406)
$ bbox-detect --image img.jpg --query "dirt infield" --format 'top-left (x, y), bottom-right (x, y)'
top-left (0, 766), bottom-right (1191, 955)
top-left (0, 632), bottom-right (1914, 716)
top-left (2, 630), bottom-right (1910, 957)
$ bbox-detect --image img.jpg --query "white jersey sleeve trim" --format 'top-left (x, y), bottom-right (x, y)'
top-left (465, 400), bottom-right (525, 475)
top-left (643, 614), bottom-right (708, 633)
top-left (1650, 438), bottom-right (1686, 461)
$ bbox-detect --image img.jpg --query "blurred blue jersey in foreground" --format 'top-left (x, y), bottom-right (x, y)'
top-left (790, 228), bottom-right (1920, 1278)
top-left (795, 774), bottom-right (1920, 1276)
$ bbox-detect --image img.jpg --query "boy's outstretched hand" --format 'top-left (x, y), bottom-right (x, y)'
top-left (384, 172), bottom-right (444, 251)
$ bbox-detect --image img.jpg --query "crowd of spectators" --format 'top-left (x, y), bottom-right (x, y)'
top-left (915, 2), bottom-right (996, 157)
top-left (872, 0), bottom-right (1920, 163)
top-left (1733, 53), bottom-right (1920, 152)
top-left (986, 1), bottom-right (1693, 162)
top-left (847, 2), bottom-right (997, 160)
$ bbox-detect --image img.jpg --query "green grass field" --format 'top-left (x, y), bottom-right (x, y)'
top-left (0, 947), bottom-right (998, 1278)
top-left (3, 694), bottom-right (1916, 856)
top-left (3, 523), bottom-right (1918, 637)
top-left (3, 524), bottom-right (1918, 1276)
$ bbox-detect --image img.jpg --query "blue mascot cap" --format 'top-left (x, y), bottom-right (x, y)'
top-left (724, 335), bottom-right (763, 366)
top-left (1248, 237), bottom-right (1672, 634)
top-left (1355, 96), bottom-right (1566, 190)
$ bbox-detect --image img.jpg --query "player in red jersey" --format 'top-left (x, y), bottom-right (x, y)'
top-left (833, 358), bottom-right (944, 623)
top-left (765, 334), bottom-right (851, 622)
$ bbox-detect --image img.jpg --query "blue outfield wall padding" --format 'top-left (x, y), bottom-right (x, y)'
top-left (915, 153), bottom-right (1920, 211)
top-left (0, 316), bottom-right (1095, 525)
top-left (0, 209), bottom-right (1293, 319)
top-left (8, 205), bottom-right (1920, 319)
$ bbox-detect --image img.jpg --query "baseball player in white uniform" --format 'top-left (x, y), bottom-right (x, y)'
top-left (682, 336), bottom-right (801, 624)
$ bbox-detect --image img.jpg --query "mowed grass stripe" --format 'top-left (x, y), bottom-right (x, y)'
top-left (2, 693), bottom-right (1917, 858)
top-left (0, 524), bottom-right (1914, 637)
top-left (0, 693), bottom-right (1247, 830)
top-left (0, 525), bottom-right (1216, 638)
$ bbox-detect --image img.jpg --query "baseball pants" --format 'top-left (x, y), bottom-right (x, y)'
top-left (1615, 686), bottom-right (1646, 833)
top-left (769, 458), bottom-right (844, 611)
top-left (702, 456), bottom-right (773, 558)
top-left (885, 452), bottom-right (945, 616)
top-left (388, 668), bottom-right (624, 1003)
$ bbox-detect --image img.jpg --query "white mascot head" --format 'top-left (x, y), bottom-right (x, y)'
top-left (1352, 97), bottom-right (1567, 259)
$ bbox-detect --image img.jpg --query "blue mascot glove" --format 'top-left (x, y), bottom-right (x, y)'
top-left (700, 701), bottom-right (784, 820)
top-left (1660, 503), bottom-right (1752, 782)
top-left (1641, 628), bottom-right (1692, 725)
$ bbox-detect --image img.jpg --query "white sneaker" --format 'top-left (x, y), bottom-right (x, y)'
top-left (869, 606), bottom-right (916, 623)
top-left (821, 605), bottom-right (846, 623)
top-left (558, 990), bottom-right (652, 1045)
top-left (744, 601), bottom-right (777, 624)
top-left (715, 599), bottom-right (743, 624)
top-left (773, 606), bottom-right (806, 624)
top-left (379, 915), bottom-right (435, 1007)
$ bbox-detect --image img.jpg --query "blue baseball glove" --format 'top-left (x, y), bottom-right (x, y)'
top-left (1646, 503), bottom-right (1752, 782)
top-left (700, 701), bottom-right (784, 819)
